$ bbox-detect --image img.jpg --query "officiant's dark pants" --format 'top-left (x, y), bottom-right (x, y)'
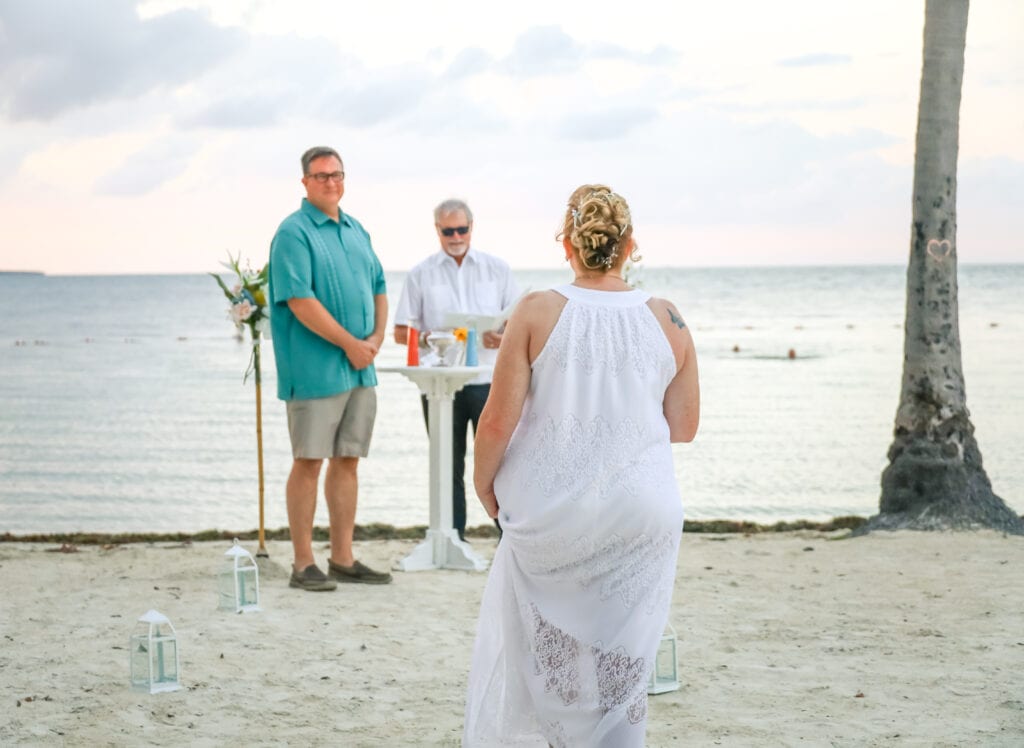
top-left (421, 383), bottom-right (490, 539)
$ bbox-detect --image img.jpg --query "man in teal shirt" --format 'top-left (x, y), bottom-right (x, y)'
top-left (269, 146), bottom-right (392, 590)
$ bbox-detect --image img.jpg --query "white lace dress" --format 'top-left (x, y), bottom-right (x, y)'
top-left (463, 284), bottom-right (685, 747)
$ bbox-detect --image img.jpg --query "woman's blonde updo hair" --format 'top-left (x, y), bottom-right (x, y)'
top-left (558, 184), bottom-right (634, 272)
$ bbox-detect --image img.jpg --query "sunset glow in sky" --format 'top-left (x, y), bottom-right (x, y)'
top-left (1, 0), bottom-right (1022, 274)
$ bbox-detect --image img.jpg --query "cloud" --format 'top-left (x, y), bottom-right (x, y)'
top-left (401, 90), bottom-right (510, 138)
top-left (610, 111), bottom-right (909, 230)
top-left (180, 93), bottom-right (287, 129)
top-left (588, 41), bottom-right (678, 66)
top-left (0, 0), bottom-right (242, 121)
top-left (777, 53), bottom-right (853, 68)
top-left (499, 25), bottom-right (678, 77)
top-left (444, 47), bottom-right (493, 80)
top-left (321, 71), bottom-right (431, 128)
top-left (556, 105), bottom-right (660, 141)
top-left (958, 157), bottom-right (1024, 257)
top-left (716, 97), bottom-right (868, 114)
top-left (176, 31), bottom-right (431, 132)
top-left (0, 125), bottom-right (52, 183)
top-left (502, 26), bottom-right (583, 76)
top-left (174, 32), bottom-right (357, 131)
top-left (828, 128), bottom-right (900, 151)
top-left (94, 137), bottom-right (200, 195)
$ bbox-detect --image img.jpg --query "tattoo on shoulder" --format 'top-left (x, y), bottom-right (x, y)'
top-left (668, 308), bottom-right (687, 329)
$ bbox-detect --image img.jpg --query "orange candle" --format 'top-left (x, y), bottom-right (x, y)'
top-left (407, 326), bottom-right (419, 366)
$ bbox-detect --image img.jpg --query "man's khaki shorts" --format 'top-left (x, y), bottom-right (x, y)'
top-left (285, 387), bottom-right (377, 460)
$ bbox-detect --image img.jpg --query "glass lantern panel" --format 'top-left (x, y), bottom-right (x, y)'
top-left (217, 567), bottom-right (238, 609)
top-left (238, 569), bottom-right (258, 607)
top-left (153, 638), bottom-right (179, 684)
top-left (654, 636), bottom-right (677, 682)
top-left (130, 635), bottom-right (151, 687)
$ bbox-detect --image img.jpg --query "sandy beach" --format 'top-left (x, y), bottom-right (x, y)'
top-left (1, 530), bottom-right (1022, 747)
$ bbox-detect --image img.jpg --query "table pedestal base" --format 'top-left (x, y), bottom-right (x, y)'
top-left (395, 528), bottom-right (489, 572)
top-left (378, 365), bottom-right (492, 573)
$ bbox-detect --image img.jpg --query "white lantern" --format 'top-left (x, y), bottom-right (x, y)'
top-left (130, 610), bottom-right (181, 694)
top-left (217, 539), bottom-right (261, 613)
top-left (647, 623), bottom-right (680, 694)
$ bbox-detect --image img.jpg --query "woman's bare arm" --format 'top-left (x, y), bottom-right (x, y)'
top-left (473, 291), bottom-right (563, 517)
top-left (650, 298), bottom-right (701, 443)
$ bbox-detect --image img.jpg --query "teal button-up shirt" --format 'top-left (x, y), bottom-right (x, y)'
top-left (269, 199), bottom-right (386, 401)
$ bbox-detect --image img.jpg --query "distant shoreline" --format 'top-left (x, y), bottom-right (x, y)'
top-left (2, 262), bottom-right (1024, 279)
top-left (0, 516), bottom-right (870, 544)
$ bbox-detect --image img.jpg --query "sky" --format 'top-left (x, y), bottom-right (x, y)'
top-left (0, 0), bottom-right (1022, 274)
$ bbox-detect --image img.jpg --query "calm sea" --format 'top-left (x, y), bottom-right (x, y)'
top-left (1, 265), bottom-right (1021, 534)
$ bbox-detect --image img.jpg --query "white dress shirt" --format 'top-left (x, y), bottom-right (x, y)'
top-left (394, 248), bottom-right (521, 384)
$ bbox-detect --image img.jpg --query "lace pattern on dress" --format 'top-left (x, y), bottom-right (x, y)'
top-left (515, 413), bottom-right (658, 500)
top-left (578, 530), bottom-right (679, 614)
top-left (530, 605), bottom-right (651, 729)
top-left (530, 603), bottom-right (582, 706)
top-left (627, 689), bottom-right (648, 725)
top-left (591, 644), bottom-right (648, 725)
top-left (518, 529), bottom-right (678, 616)
top-left (535, 302), bottom-right (673, 383)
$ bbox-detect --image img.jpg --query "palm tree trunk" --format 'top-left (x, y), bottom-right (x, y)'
top-left (861, 0), bottom-right (1022, 534)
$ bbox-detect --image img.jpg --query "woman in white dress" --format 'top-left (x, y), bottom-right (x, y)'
top-left (464, 185), bottom-right (700, 747)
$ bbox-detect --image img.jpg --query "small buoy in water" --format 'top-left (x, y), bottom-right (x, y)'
top-left (787, 348), bottom-right (796, 359)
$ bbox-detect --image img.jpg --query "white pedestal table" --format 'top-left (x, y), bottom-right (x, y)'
top-left (377, 365), bottom-right (491, 572)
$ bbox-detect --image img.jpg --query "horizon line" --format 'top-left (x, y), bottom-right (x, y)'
top-left (4, 260), bottom-right (1024, 278)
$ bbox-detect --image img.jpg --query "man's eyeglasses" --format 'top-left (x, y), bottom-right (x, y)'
top-left (440, 226), bottom-right (470, 237)
top-left (308, 171), bottom-right (345, 183)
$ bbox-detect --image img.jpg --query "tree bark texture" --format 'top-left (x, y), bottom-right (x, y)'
top-left (861, 0), bottom-right (1023, 535)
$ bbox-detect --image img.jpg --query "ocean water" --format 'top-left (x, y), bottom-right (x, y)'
top-left (1, 265), bottom-right (1021, 534)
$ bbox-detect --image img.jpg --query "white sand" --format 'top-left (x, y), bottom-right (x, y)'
top-left (1, 530), bottom-right (1022, 746)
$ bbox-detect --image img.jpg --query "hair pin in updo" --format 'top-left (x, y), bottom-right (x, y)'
top-left (571, 208), bottom-right (582, 228)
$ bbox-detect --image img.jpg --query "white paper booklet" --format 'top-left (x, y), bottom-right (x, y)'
top-left (443, 288), bottom-right (530, 331)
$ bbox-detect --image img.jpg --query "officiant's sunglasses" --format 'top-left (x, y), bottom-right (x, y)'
top-left (440, 226), bottom-right (470, 237)
top-left (308, 171), bottom-right (345, 183)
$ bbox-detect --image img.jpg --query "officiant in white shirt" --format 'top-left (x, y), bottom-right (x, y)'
top-left (393, 198), bottom-right (521, 541)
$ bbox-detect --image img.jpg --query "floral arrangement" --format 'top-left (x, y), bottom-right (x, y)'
top-left (622, 259), bottom-right (643, 288)
top-left (211, 252), bottom-right (269, 381)
top-left (452, 327), bottom-right (468, 343)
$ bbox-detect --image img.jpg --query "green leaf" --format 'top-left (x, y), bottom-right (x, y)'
top-left (209, 272), bottom-right (235, 301)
